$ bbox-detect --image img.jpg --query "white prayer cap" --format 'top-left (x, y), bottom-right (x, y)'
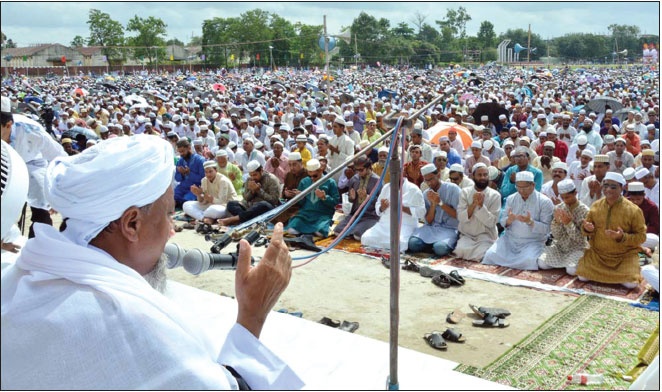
top-left (544, 141), bottom-right (556, 148)
top-left (623, 167), bottom-right (636, 180)
top-left (433, 149), bottom-right (447, 158)
top-left (472, 162), bottom-right (487, 173)
top-left (295, 135), bottom-right (307, 142)
top-left (306, 159), bottom-right (321, 171)
top-left (515, 171), bottom-right (534, 182)
top-left (334, 117), bottom-right (346, 126)
top-left (288, 151), bottom-right (302, 161)
top-left (537, 114), bottom-right (546, 120)
top-left (215, 149), bottom-right (228, 158)
top-left (519, 121), bottom-right (527, 128)
top-left (421, 163), bottom-right (437, 176)
top-left (46, 134), bottom-right (174, 246)
top-left (1, 96), bottom-right (11, 113)
top-left (346, 121), bottom-right (354, 127)
top-left (254, 141), bottom-right (264, 149)
top-left (546, 128), bottom-right (557, 135)
top-left (614, 138), bottom-right (626, 145)
top-left (552, 162), bottom-right (568, 172)
top-left (604, 171), bottom-right (625, 185)
top-left (498, 114), bottom-right (507, 120)
top-left (199, 124), bottom-right (208, 131)
top-left (635, 167), bottom-right (651, 180)
top-left (626, 124), bottom-right (635, 131)
top-left (480, 115), bottom-right (489, 121)
top-left (483, 140), bottom-right (494, 150)
top-left (172, 115), bottom-right (181, 122)
top-left (243, 137), bottom-right (254, 145)
top-left (449, 163), bottom-right (464, 173)
top-left (594, 154), bottom-right (609, 163)
top-left (247, 160), bottom-right (261, 172)
top-left (502, 140), bottom-right (514, 148)
top-left (628, 181), bottom-right (645, 192)
top-left (557, 179), bottom-right (576, 194)
top-left (581, 149), bottom-right (594, 158)
top-left (488, 166), bottom-right (499, 181)
top-left (470, 141), bottom-right (482, 149)
top-left (203, 160), bottom-right (217, 169)
top-left (192, 139), bottom-right (203, 146)
top-left (272, 141), bottom-right (284, 149)
top-left (378, 146), bottom-right (389, 154)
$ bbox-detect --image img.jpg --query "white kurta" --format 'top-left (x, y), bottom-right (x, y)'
top-left (454, 186), bottom-right (501, 261)
top-left (361, 179), bottom-right (425, 252)
top-left (578, 175), bottom-right (603, 207)
top-left (482, 191), bottom-right (554, 270)
top-left (1, 224), bottom-right (303, 390)
top-left (327, 134), bottom-right (355, 181)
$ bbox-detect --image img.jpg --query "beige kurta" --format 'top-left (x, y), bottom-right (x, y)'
top-left (454, 186), bottom-right (501, 261)
top-left (576, 197), bottom-right (646, 284)
top-left (538, 200), bottom-right (589, 268)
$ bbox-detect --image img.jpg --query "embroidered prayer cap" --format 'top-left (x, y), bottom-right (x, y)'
top-left (203, 161), bottom-right (217, 169)
top-left (215, 149), bottom-right (228, 158)
top-left (593, 154), bottom-right (609, 163)
top-left (306, 159), bottom-right (321, 171)
top-left (642, 148), bottom-right (654, 156)
top-left (557, 179), bottom-right (576, 194)
top-left (421, 163), bottom-right (437, 176)
top-left (247, 160), bottom-right (262, 172)
top-left (627, 181), bottom-right (645, 193)
top-left (45, 134), bottom-right (174, 246)
top-left (604, 171), bottom-right (625, 185)
top-left (544, 141), bottom-right (556, 148)
top-left (515, 171), bottom-right (534, 182)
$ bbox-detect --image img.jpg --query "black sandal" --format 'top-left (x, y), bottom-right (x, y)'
top-left (402, 260), bottom-right (421, 272)
top-left (449, 270), bottom-right (465, 285)
top-left (442, 328), bottom-right (466, 343)
top-left (423, 332), bottom-right (448, 350)
top-left (432, 274), bottom-right (451, 288)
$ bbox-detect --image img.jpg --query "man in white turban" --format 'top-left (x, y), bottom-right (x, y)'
top-left (1, 135), bottom-right (303, 389)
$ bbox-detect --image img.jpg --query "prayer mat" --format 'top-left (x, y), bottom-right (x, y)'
top-left (434, 257), bottom-right (647, 301)
top-left (455, 295), bottom-right (658, 390)
top-left (314, 236), bottom-right (387, 259)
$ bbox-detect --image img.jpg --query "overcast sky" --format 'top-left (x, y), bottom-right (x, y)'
top-left (1, 1), bottom-right (659, 47)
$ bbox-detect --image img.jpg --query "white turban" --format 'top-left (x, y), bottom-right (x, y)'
top-left (46, 134), bottom-right (174, 246)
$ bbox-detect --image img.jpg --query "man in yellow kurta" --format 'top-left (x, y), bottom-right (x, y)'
top-left (571, 172), bottom-right (646, 288)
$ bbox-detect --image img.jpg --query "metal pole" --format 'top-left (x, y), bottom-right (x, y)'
top-left (323, 15), bottom-right (329, 72)
top-left (387, 123), bottom-right (402, 390)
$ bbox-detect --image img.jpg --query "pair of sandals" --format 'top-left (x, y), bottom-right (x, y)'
top-left (383, 259), bottom-right (423, 272)
top-left (469, 304), bottom-right (511, 328)
top-left (319, 317), bottom-right (359, 333)
top-left (423, 328), bottom-right (466, 350)
top-left (431, 270), bottom-right (465, 289)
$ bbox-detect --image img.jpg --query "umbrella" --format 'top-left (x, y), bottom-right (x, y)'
top-left (66, 126), bottom-right (99, 140)
top-left (143, 90), bottom-right (168, 102)
top-left (612, 108), bottom-right (630, 123)
top-left (71, 87), bottom-right (88, 97)
top-left (471, 102), bottom-right (509, 127)
top-left (212, 83), bottom-right (226, 93)
top-left (340, 93), bottom-right (354, 104)
top-left (522, 86), bottom-right (533, 98)
top-left (312, 91), bottom-right (327, 100)
top-left (15, 103), bottom-right (40, 116)
top-left (460, 93), bottom-right (477, 103)
top-left (123, 94), bottom-right (147, 106)
top-left (23, 96), bottom-right (44, 105)
top-left (130, 102), bottom-right (151, 110)
top-left (378, 89), bottom-right (397, 100)
top-left (586, 96), bottom-right (623, 114)
top-left (467, 78), bottom-right (482, 87)
top-left (571, 105), bottom-right (585, 114)
top-left (428, 122), bottom-right (473, 149)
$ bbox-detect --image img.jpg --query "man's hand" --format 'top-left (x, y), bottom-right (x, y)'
top-left (517, 210), bottom-right (532, 224)
top-left (472, 192), bottom-right (484, 208)
top-left (357, 188), bottom-right (367, 200)
top-left (349, 188), bottom-right (356, 200)
top-left (270, 157), bottom-right (280, 167)
top-left (314, 188), bottom-right (326, 200)
top-left (541, 155), bottom-right (551, 168)
top-left (582, 220), bottom-right (595, 232)
top-left (509, 171), bottom-right (517, 183)
top-left (235, 222), bottom-right (292, 338)
top-left (228, 171), bottom-right (236, 181)
top-left (190, 184), bottom-right (202, 196)
top-left (1, 241), bottom-right (21, 253)
top-left (554, 208), bottom-right (571, 224)
top-left (380, 198), bottom-right (390, 212)
top-left (588, 179), bottom-right (601, 196)
top-left (328, 144), bottom-right (339, 154)
top-left (247, 180), bottom-right (260, 192)
top-left (506, 208), bottom-right (517, 226)
top-left (427, 190), bottom-right (441, 205)
top-left (605, 226), bottom-right (625, 242)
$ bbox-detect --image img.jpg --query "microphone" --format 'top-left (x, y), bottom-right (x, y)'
top-left (164, 243), bottom-right (187, 269)
top-left (183, 231), bottom-right (261, 275)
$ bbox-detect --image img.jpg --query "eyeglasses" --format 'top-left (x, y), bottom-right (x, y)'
top-left (602, 183), bottom-right (621, 190)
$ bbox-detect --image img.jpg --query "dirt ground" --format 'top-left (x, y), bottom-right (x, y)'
top-left (167, 228), bottom-right (578, 368)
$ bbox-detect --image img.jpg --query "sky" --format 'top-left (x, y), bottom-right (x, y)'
top-left (1, 1), bottom-right (659, 47)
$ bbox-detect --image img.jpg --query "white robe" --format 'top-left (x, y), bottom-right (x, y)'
top-left (361, 179), bottom-right (425, 252)
top-left (327, 134), bottom-right (355, 181)
top-left (454, 186), bottom-right (501, 261)
top-left (1, 224), bottom-right (303, 390)
top-left (483, 191), bottom-right (554, 270)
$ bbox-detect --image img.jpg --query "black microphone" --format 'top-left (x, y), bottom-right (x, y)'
top-left (183, 231), bottom-right (261, 275)
top-left (164, 243), bottom-right (187, 269)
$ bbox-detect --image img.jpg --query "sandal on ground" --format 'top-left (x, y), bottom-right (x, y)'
top-left (339, 320), bottom-right (359, 333)
top-left (174, 225), bottom-right (184, 233)
top-left (319, 317), bottom-right (341, 328)
top-left (432, 274), bottom-right (452, 288)
top-left (381, 256), bottom-right (390, 269)
top-left (446, 308), bottom-right (465, 324)
top-left (402, 260), bottom-right (421, 272)
top-left (449, 270), bottom-right (465, 285)
top-left (469, 304), bottom-right (511, 319)
top-left (472, 313), bottom-right (510, 328)
top-left (442, 328), bottom-right (466, 343)
top-left (182, 222), bottom-right (196, 230)
top-left (423, 332), bottom-right (448, 350)
top-left (419, 266), bottom-right (443, 278)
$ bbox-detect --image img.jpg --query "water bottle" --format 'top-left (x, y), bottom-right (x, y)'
top-left (567, 373), bottom-right (604, 385)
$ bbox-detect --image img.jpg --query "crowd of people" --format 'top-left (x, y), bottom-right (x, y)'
top-left (2, 63), bottom-right (660, 290)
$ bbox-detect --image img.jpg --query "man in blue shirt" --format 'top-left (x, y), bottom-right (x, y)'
top-left (438, 136), bottom-right (462, 167)
top-left (174, 138), bottom-right (206, 209)
top-left (500, 146), bottom-right (544, 204)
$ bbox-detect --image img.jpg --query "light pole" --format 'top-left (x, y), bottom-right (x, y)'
top-left (269, 45), bottom-right (274, 71)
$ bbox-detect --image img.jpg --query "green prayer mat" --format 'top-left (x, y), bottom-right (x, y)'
top-left (455, 295), bottom-right (658, 390)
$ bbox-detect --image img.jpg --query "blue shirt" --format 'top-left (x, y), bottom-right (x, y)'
top-left (500, 164), bottom-right (544, 203)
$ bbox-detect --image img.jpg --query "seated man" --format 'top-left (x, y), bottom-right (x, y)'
top-left (463, 141), bottom-right (491, 178)
top-left (537, 179), bottom-right (589, 272)
top-left (500, 146), bottom-right (544, 204)
top-left (361, 178), bottom-right (425, 252)
top-left (285, 159), bottom-right (340, 238)
top-left (371, 146), bottom-right (391, 184)
top-left (183, 161), bottom-right (238, 225)
top-left (333, 157), bottom-right (381, 240)
top-left (453, 163), bottom-right (502, 261)
top-left (408, 163), bottom-right (461, 257)
top-left (1, 135), bottom-right (302, 389)
top-left (174, 138), bottom-right (205, 209)
top-left (271, 152), bottom-right (308, 225)
top-left (571, 172), bottom-right (646, 288)
top-left (403, 144), bottom-right (427, 188)
top-left (219, 160), bottom-right (281, 227)
top-left (483, 171), bottom-right (554, 270)
top-left (531, 141), bottom-right (561, 183)
top-left (215, 149), bottom-right (243, 195)
top-left (447, 163), bottom-right (474, 189)
top-left (626, 181), bottom-right (659, 253)
top-left (541, 162), bottom-right (569, 205)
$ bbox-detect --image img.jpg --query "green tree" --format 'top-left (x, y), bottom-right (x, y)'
top-left (70, 35), bottom-right (86, 47)
top-left (418, 23), bottom-right (440, 44)
top-left (235, 9), bottom-right (273, 66)
top-left (392, 22), bottom-right (415, 40)
top-left (188, 36), bottom-right (203, 46)
top-left (293, 22), bottom-right (323, 67)
top-left (608, 24), bottom-right (641, 61)
top-left (201, 17), bottom-right (242, 67)
top-left (476, 21), bottom-right (496, 49)
top-left (268, 14), bottom-right (295, 67)
top-left (435, 6), bottom-right (471, 40)
top-left (126, 15), bottom-right (168, 66)
top-left (166, 38), bottom-right (185, 46)
top-left (86, 9), bottom-right (125, 61)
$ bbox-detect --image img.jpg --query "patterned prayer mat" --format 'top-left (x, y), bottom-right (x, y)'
top-left (454, 295), bottom-right (659, 390)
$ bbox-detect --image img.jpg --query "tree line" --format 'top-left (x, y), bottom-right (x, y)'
top-left (2, 7), bottom-right (658, 67)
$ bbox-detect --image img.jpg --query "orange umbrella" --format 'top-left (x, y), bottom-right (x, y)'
top-left (428, 122), bottom-right (474, 150)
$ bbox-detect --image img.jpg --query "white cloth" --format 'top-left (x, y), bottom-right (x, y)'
top-left (454, 186), bottom-right (501, 261)
top-left (328, 134), bottom-right (355, 182)
top-left (45, 134), bottom-right (174, 246)
top-left (644, 181), bottom-right (659, 208)
top-left (567, 161), bottom-right (592, 190)
top-left (1, 223), bottom-right (303, 390)
top-left (483, 191), bottom-right (554, 270)
top-left (578, 175), bottom-right (603, 207)
top-left (361, 179), bottom-right (425, 252)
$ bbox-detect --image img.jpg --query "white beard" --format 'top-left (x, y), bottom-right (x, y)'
top-left (143, 253), bottom-right (168, 293)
